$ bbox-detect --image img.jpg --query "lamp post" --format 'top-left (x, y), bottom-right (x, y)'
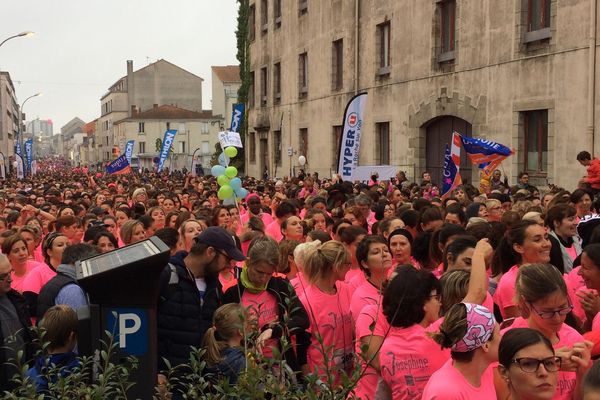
top-left (18, 92), bottom-right (42, 165)
top-left (0, 31), bottom-right (34, 49)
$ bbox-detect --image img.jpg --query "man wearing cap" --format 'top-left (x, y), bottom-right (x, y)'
top-left (156, 226), bottom-right (245, 380)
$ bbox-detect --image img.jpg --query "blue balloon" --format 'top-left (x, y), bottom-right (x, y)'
top-left (218, 152), bottom-right (230, 167)
top-left (236, 187), bottom-right (249, 199)
top-left (211, 165), bottom-right (226, 177)
top-left (223, 197), bottom-right (237, 206)
top-left (230, 177), bottom-right (242, 191)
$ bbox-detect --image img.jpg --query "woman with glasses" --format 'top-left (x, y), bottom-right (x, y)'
top-left (499, 263), bottom-right (592, 400)
top-left (222, 236), bottom-right (309, 376)
top-left (498, 328), bottom-right (578, 400)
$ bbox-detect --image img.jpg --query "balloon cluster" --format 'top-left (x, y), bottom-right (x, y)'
top-left (210, 146), bottom-right (248, 205)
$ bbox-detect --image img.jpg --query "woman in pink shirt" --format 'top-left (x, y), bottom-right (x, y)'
top-left (1, 234), bottom-right (43, 293)
top-left (297, 240), bottom-right (354, 385)
top-left (423, 303), bottom-right (500, 399)
top-left (577, 243), bottom-right (600, 331)
top-left (388, 228), bottom-right (421, 269)
top-left (339, 226), bottom-right (367, 287)
top-left (378, 265), bottom-right (449, 399)
top-left (498, 263), bottom-right (592, 400)
top-left (494, 220), bottom-right (552, 319)
top-left (546, 204), bottom-right (582, 273)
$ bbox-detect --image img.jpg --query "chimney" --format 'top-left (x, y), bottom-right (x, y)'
top-left (127, 60), bottom-right (135, 117)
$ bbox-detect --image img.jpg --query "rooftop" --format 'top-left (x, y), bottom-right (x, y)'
top-left (212, 65), bottom-right (241, 83)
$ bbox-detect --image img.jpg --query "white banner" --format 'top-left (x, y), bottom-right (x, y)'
top-left (351, 165), bottom-right (397, 182)
top-left (337, 93), bottom-right (367, 180)
top-left (0, 152), bottom-right (5, 179)
top-left (31, 160), bottom-right (37, 175)
top-left (15, 154), bottom-right (24, 180)
top-left (218, 131), bottom-right (243, 148)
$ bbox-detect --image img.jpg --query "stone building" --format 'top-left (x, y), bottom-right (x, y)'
top-left (97, 59), bottom-right (204, 164)
top-left (0, 72), bottom-right (19, 163)
top-left (245, 0), bottom-right (598, 189)
top-left (113, 105), bottom-right (222, 172)
top-left (212, 66), bottom-right (242, 130)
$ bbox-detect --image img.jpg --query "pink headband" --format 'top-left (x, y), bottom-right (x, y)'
top-left (451, 303), bottom-right (495, 353)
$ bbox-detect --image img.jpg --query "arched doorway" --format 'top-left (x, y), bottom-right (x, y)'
top-left (425, 116), bottom-right (473, 186)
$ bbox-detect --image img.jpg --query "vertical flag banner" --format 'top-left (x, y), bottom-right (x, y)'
top-left (25, 138), bottom-right (33, 174)
top-left (106, 155), bottom-right (132, 175)
top-left (337, 92), bottom-right (368, 181)
top-left (458, 133), bottom-right (514, 175)
top-left (15, 154), bottom-right (24, 180)
top-left (229, 103), bottom-right (245, 133)
top-left (15, 141), bottom-right (22, 157)
top-left (0, 152), bottom-right (5, 179)
top-left (125, 140), bottom-right (135, 165)
top-left (157, 129), bottom-right (177, 173)
top-left (441, 132), bottom-right (463, 199)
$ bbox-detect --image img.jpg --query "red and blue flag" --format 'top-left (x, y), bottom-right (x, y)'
top-left (106, 155), bottom-right (131, 175)
top-left (441, 132), bottom-right (462, 199)
top-left (458, 133), bottom-right (514, 175)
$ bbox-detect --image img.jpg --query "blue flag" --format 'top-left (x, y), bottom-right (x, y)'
top-left (24, 138), bottom-right (33, 175)
top-left (458, 133), bottom-right (514, 175)
top-left (125, 140), bottom-right (135, 165)
top-left (229, 103), bottom-right (244, 133)
top-left (106, 155), bottom-right (132, 175)
top-left (157, 130), bottom-right (177, 173)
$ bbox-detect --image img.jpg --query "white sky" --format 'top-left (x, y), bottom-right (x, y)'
top-left (0, 0), bottom-right (238, 132)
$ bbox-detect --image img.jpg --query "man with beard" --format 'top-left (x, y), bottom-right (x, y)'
top-left (156, 226), bottom-right (245, 392)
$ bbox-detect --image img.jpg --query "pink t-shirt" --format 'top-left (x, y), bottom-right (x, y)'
top-left (33, 245), bottom-right (44, 263)
top-left (353, 304), bottom-right (390, 400)
top-left (298, 281), bottom-right (354, 382)
top-left (10, 260), bottom-right (43, 293)
top-left (379, 324), bottom-right (450, 399)
top-left (241, 290), bottom-right (279, 357)
top-left (501, 317), bottom-right (583, 400)
top-left (483, 292), bottom-right (494, 316)
top-left (593, 312), bottom-right (600, 330)
top-left (240, 211), bottom-right (273, 227)
top-left (493, 265), bottom-right (520, 318)
top-left (565, 266), bottom-right (587, 324)
top-left (265, 220), bottom-right (283, 242)
top-left (347, 270), bottom-right (367, 289)
top-left (22, 263), bottom-right (56, 295)
top-left (350, 280), bottom-right (381, 322)
top-left (422, 360), bottom-right (496, 399)
top-left (290, 272), bottom-right (307, 294)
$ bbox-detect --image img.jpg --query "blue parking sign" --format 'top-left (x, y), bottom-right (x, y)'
top-left (106, 308), bottom-right (148, 356)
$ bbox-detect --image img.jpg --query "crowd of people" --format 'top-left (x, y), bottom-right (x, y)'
top-left (0, 153), bottom-right (600, 399)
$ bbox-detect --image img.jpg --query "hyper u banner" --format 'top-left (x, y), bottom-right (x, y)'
top-left (157, 129), bottom-right (177, 173)
top-left (25, 138), bottom-right (33, 174)
top-left (125, 140), bottom-right (135, 165)
top-left (229, 103), bottom-right (244, 133)
top-left (106, 155), bottom-right (132, 175)
top-left (0, 152), bottom-right (5, 179)
top-left (337, 93), bottom-right (368, 181)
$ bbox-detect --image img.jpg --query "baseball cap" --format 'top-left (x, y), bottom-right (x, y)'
top-left (194, 227), bottom-right (245, 261)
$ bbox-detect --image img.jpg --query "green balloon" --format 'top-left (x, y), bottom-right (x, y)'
top-left (225, 166), bottom-right (238, 178)
top-left (224, 146), bottom-right (238, 158)
top-left (218, 185), bottom-right (234, 200)
top-left (217, 174), bottom-right (230, 187)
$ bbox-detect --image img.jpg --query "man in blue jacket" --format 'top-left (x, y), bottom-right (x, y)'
top-left (156, 227), bottom-right (245, 394)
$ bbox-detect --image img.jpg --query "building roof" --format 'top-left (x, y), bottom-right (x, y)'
top-left (212, 66), bottom-right (241, 83)
top-left (115, 105), bottom-right (215, 124)
top-left (83, 119), bottom-right (97, 135)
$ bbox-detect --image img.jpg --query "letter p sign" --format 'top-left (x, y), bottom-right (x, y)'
top-left (107, 308), bottom-right (148, 356)
top-left (119, 313), bottom-right (141, 348)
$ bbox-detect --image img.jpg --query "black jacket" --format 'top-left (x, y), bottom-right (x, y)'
top-left (223, 276), bottom-right (310, 370)
top-left (156, 251), bottom-right (222, 372)
top-left (0, 290), bottom-right (34, 392)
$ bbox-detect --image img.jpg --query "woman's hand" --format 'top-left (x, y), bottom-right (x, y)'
top-left (256, 328), bottom-right (273, 351)
top-left (576, 289), bottom-right (600, 317)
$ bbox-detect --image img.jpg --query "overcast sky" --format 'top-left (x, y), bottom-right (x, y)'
top-left (0, 0), bottom-right (238, 132)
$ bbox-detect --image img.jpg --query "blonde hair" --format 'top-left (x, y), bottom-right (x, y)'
top-left (202, 303), bottom-right (247, 365)
top-left (120, 219), bottom-right (144, 245)
top-left (247, 236), bottom-right (279, 268)
top-left (293, 240), bottom-right (321, 271)
top-left (303, 240), bottom-right (350, 284)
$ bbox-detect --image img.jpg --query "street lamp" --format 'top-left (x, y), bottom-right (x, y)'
top-left (0, 31), bottom-right (34, 49)
top-left (18, 92), bottom-right (42, 160)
